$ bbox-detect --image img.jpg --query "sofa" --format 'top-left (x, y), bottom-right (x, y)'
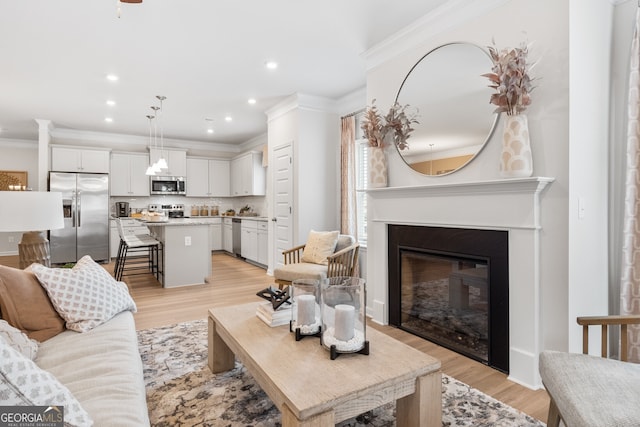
top-left (0, 256), bottom-right (149, 426)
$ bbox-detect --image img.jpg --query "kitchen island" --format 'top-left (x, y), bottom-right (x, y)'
top-left (143, 218), bottom-right (217, 288)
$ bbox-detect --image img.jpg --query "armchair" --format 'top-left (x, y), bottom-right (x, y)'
top-left (273, 234), bottom-right (359, 289)
top-left (539, 315), bottom-right (640, 427)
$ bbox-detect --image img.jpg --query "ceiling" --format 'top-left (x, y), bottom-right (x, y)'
top-left (0, 0), bottom-right (451, 147)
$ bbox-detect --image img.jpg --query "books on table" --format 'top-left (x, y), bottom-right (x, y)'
top-left (256, 301), bottom-right (291, 327)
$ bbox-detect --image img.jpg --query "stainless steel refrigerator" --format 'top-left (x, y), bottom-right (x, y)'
top-left (49, 172), bottom-right (109, 264)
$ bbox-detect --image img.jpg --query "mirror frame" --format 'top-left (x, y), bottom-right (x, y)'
top-left (395, 42), bottom-right (500, 176)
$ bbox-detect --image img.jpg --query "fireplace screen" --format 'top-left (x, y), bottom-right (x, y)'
top-left (400, 249), bottom-right (489, 363)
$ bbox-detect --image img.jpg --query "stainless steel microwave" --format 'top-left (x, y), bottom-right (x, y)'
top-left (150, 176), bottom-right (186, 195)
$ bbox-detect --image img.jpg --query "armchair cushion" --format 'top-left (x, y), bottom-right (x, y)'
top-left (301, 230), bottom-right (339, 265)
top-left (273, 262), bottom-right (328, 283)
top-left (539, 350), bottom-right (640, 427)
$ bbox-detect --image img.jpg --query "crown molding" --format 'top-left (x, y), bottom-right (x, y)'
top-left (0, 138), bottom-right (38, 148)
top-left (265, 93), bottom-right (339, 122)
top-left (362, 0), bottom-right (511, 71)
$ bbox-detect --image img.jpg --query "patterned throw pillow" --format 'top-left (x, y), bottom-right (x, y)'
top-left (0, 320), bottom-right (38, 360)
top-left (30, 255), bottom-right (137, 333)
top-left (301, 230), bottom-right (340, 265)
top-left (0, 335), bottom-right (93, 426)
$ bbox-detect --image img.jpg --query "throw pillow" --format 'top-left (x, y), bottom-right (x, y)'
top-left (0, 264), bottom-right (65, 342)
top-left (301, 230), bottom-right (340, 265)
top-left (0, 320), bottom-right (38, 360)
top-left (0, 335), bottom-right (93, 426)
top-left (30, 255), bottom-right (137, 333)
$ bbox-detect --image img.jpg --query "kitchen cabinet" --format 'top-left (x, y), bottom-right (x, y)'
top-left (51, 146), bottom-right (110, 173)
top-left (222, 217), bottom-right (233, 253)
top-left (257, 220), bottom-right (268, 266)
top-left (208, 218), bottom-right (222, 251)
top-left (241, 220), bottom-right (258, 262)
top-left (110, 153), bottom-right (150, 196)
top-left (149, 148), bottom-right (187, 177)
top-left (186, 158), bottom-right (230, 197)
top-left (230, 151), bottom-right (265, 196)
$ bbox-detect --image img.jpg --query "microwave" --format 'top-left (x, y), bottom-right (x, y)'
top-left (150, 176), bottom-right (186, 195)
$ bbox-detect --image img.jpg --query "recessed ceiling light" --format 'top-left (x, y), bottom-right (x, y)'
top-left (104, 117), bottom-right (113, 123)
top-left (207, 129), bottom-right (214, 134)
top-left (248, 98), bottom-right (257, 105)
top-left (106, 74), bottom-right (119, 82)
top-left (225, 116), bottom-right (232, 122)
top-left (265, 60), bottom-right (278, 70)
top-left (106, 100), bottom-right (116, 106)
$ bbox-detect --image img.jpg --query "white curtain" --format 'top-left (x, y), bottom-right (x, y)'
top-left (340, 115), bottom-right (358, 240)
top-left (620, 5), bottom-right (640, 362)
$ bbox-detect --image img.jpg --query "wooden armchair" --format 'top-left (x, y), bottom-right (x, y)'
top-left (539, 315), bottom-right (640, 427)
top-left (273, 234), bottom-right (360, 290)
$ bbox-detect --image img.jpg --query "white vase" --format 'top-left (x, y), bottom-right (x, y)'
top-left (368, 146), bottom-right (388, 188)
top-left (500, 114), bottom-right (533, 178)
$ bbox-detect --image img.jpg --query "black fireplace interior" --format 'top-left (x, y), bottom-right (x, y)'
top-left (388, 225), bottom-right (509, 373)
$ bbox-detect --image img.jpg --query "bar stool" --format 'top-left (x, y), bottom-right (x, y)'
top-left (114, 218), bottom-right (163, 283)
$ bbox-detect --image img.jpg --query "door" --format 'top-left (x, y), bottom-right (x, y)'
top-left (273, 143), bottom-right (293, 270)
top-left (49, 172), bottom-right (78, 264)
top-left (76, 173), bottom-right (109, 262)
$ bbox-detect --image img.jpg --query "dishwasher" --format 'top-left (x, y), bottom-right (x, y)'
top-left (232, 218), bottom-right (242, 257)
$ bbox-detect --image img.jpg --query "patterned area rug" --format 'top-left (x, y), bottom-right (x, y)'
top-left (138, 319), bottom-right (545, 427)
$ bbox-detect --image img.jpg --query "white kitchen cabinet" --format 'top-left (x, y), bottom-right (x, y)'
top-left (186, 158), bottom-right (230, 197)
top-left (241, 219), bottom-right (258, 261)
top-left (230, 152), bottom-right (265, 196)
top-left (222, 217), bottom-right (233, 253)
top-left (257, 220), bottom-right (268, 266)
top-left (208, 219), bottom-right (222, 251)
top-left (150, 148), bottom-right (187, 177)
top-left (110, 153), bottom-right (150, 196)
top-left (51, 146), bottom-right (110, 173)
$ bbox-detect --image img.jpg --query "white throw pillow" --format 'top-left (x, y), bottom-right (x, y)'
top-left (301, 230), bottom-right (340, 265)
top-left (0, 320), bottom-right (38, 360)
top-left (0, 335), bottom-right (93, 426)
top-left (30, 255), bottom-right (137, 333)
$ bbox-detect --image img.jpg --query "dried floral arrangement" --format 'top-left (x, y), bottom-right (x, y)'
top-left (361, 99), bottom-right (419, 150)
top-left (482, 41), bottom-right (536, 116)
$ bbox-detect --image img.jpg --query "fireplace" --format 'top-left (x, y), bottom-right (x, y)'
top-left (388, 225), bottom-right (509, 373)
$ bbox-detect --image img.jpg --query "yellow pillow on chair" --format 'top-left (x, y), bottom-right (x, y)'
top-left (301, 230), bottom-right (339, 265)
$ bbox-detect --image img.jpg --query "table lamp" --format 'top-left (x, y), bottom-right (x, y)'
top-left (0, 191), bottom-right (64, 269)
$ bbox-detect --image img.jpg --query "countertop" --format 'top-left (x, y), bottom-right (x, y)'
top-left (140, 217), bottom-right (268, 226)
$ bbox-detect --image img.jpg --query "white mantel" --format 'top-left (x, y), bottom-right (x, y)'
top-left (366, 177), bottom-right (554, 389)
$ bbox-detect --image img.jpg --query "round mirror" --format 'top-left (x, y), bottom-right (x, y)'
top-left (395, 42), bottom-right (499, 176)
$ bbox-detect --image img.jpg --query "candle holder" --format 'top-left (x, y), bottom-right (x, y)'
top-left (290, 279), bottom-right (321, 341)
top-left (320, 276), bottom-right (369, 360)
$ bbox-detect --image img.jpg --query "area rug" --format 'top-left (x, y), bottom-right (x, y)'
top-left (138, 319), bottom-right (545, 427)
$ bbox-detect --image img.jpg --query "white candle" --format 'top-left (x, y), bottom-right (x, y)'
top-left (297, 294), bottom-right (316, 326)
top-left (334, 304), bottom-right (355, 341)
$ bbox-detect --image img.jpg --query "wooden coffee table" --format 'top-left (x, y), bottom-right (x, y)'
top-left (208, 302), bottom-right (442, 427)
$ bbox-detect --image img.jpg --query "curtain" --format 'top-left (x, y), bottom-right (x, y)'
top-left (340, 115), bottom-right (358, 240)
top-left (620, 5), bottom-right (640, 362)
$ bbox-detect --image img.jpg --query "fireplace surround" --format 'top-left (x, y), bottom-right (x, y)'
top-left (366, 177), bottom-right (553, 388)
top-left (388, 225), bottom-right (509, 372)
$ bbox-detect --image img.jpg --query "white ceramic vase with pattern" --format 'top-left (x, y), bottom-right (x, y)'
top-left (500, 114), bottom-right (533, 178)
top-left (369, 146), bottom-right (388, 188)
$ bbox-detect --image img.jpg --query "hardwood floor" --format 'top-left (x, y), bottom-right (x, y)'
top-left (0, 252), bottom-right (550, 423)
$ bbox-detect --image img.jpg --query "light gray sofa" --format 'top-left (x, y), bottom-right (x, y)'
top-left (34, 311), bottom-right (150, 426)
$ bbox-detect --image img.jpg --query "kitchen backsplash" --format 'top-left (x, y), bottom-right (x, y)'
top-left (109, 195), bottom-right (267, 217)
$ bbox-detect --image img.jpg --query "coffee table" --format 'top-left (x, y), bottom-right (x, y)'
top-left (208, 302), bottom-right (442, 427)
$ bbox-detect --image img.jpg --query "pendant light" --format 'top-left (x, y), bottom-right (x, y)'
top-left (155, 95), bottom-right (168, 171)
top-left (149, 106), bottom-right (162, 174)
top-left (145, 114), bottom-right (157, 176)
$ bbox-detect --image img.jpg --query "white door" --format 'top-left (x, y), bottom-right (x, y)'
top-left (273, 143), bottom-right (293, 270)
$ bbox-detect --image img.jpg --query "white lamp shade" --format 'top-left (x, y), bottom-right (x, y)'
top-left (0, 191), bottom-right (64, 232)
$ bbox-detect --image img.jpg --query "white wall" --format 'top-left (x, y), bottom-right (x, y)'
top-left (0, 140), bottom-right (38, 254)
top-left (568, 0), bottom-right (613, 353)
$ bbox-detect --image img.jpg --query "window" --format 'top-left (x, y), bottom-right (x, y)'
top-left (355, 113), bottom-right (368, 246)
